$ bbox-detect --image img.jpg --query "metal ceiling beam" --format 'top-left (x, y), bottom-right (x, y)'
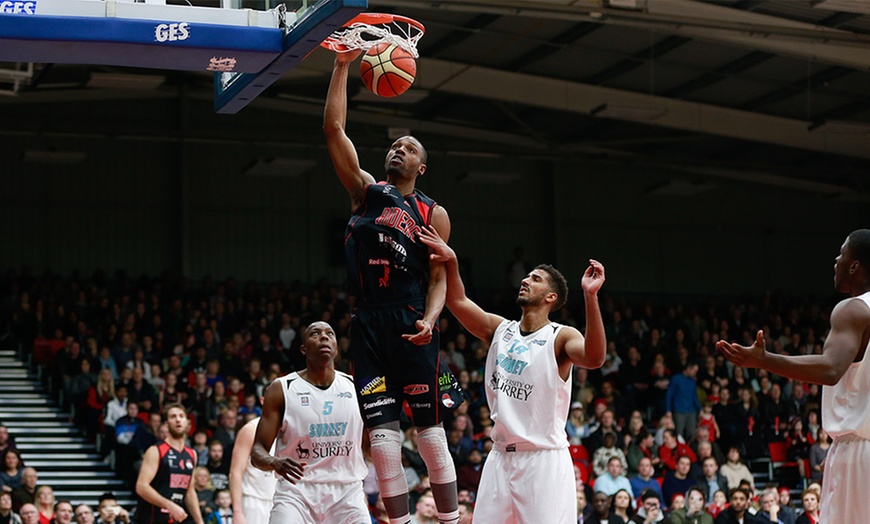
top-left (411, 56), bottom-right (870, 159)
top-left (379, 0), bottom-right (870, 70)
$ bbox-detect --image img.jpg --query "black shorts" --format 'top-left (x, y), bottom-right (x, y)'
top-left (351, 303), bottom-right (462, 428)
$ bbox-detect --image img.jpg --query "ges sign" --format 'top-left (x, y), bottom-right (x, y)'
top-left (155, 22), bottom-right (190, 42)
top-left (0, 1), bottom-right (37, 14)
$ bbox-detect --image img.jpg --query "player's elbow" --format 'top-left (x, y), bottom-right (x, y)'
top-left (323, 119), bottom-right (344, 136)
top-left (818, 368), bottom-right (844, 386)
top-left (588, 354), bottom-right (606, 369)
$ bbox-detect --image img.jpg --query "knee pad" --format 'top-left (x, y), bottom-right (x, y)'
top-left (369, 427), bottom-right (407, 498)
top-left (416, 426), bottom-right (456, 485)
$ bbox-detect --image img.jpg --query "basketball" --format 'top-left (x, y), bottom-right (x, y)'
top-left (360, 43), bottom-right (417, 98)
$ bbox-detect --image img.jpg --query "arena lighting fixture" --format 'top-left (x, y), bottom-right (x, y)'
top-left (807, 120), bottom-right (870, 135)
top-left (243, 157), bottom-right (316, 177)
top-left (811, 0), bottom-right (870, 15)
top-left (590, 104), bottom-right (668, 121)
top-left (457, 171), bottom-right (521, 184)
top-left (21, 149), bottom-right (87, 164)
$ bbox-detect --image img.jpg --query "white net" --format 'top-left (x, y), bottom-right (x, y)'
top-left (323, 19), bottom-right (423, 58)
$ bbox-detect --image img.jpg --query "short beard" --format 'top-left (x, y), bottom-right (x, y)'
top-left (168, 426), bottom-right (187, 440)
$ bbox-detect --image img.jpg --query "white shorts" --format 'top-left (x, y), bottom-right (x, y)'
top-left (472, 447), bottom-right (575, 524)
top-left (821, 434), bottom-right (870, 523)
top-left (242, 495), bottom-right (272, 524)
top-left (269, 481), bottom-right (369, 524)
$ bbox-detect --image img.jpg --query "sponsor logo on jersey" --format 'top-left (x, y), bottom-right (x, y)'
top-left (438, 371), bottom-right (455, 391)
top-left (374, 207), bottom-right (421, 242)
top-left (490, 370), bottom-right (534, 401)
top-left (403, 384), bottom-right (429, 395)
top-left (409, 402), bottom-right (431, 409)
top-left (0, 1), bottom-right (35, 14)
top-left (169, 473), bottom-right (190, 489)
top-left (301, 396), bottom-right (309, 406)
top-left (441, 393), bottom-right (454, 408)
top-left (366, 411), bottom-right (383, 420)
top-left (359, 376), bottom-right (386, 396)
top-left (363, 397), bottom-right (396, 410)
top-left (502, 331), bottom-right (513, 342)
top-left (531, 339), bottom-right (546, 346)
top-left (506, 340), bottom-right (530, 355)
top-left (369, 258), bottom-right (389, 265)
top-left (495, 352), bottom-right (529, 376)
top-left (336, 391), bottom-right (353, 399)
top-left (308, 422), bottom-right (349, 438)
top-left (296, 442), bottom-right (309, 459)
top-left (155, 22), bottom-right (190, 42)
top-left (312, 440), bottom-right (356, 458)
top-left (376, 232), bottom-right (408, 260)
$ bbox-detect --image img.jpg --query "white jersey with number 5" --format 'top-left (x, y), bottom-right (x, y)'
top-left (486, 319), bottom-right (571, 450)
top-left (274, 371), bottom-right (367, 485)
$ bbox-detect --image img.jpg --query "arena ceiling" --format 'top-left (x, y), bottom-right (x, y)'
top-left (4, 0), bottom-right (870, 201)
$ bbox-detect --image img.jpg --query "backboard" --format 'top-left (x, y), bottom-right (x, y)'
top-left (0, 0), bottom-right (366, 112)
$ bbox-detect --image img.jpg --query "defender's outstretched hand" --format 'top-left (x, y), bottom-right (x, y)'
top-left (581, 259), bottom-right (606, 295)
top-left (418, 226), bottom-right (456, 264)
top-left (717, 329), bottom-right (766, 368)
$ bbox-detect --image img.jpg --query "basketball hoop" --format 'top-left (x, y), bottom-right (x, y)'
top-left (321, 13), bottom-right (425, 59)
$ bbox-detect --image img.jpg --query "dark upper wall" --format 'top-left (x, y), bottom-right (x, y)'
top-left (1, 97), bottom-right (862, 297)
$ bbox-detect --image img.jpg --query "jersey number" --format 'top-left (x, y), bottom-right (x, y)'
top-left (322, 401), bottom-right (333, 415)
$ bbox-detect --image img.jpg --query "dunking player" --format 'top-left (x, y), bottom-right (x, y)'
top-left (134, 404), bottom-right (203, 524)
top-left (419, 227), bottom-right (607, 523)
top-left (717, 229), bottom-right (870, 523)
top-left (229, 415), bottom-right (276, 524)
top-left (251, 321), bottom-right (369, 523)
top-left (324, 51), bottom-right (459, 524)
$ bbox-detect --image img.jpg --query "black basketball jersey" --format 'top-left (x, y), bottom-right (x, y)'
top-left (135, 441), bottom-right (196, 524)
top-left (345, 182), bottom-right (436, 305)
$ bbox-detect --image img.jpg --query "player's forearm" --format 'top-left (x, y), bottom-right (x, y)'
top-left (582, 291), bottom-right (606, 369)
top-left (250, 443), bottom-right (277, 472)
top-left (185, 488), bottom-right (205, 524)
top-left (423, 270), bottom-right (447, 326)
top-left (136, 483), bottom-right (174, 512)
top-left (324, 61), bottom-right (352, 133)
top-left (757, 353), bottom-right (844, 386)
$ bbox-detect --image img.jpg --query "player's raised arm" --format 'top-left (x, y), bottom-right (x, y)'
top-left (558, 260), bottom-right (607, 373)
top-left (418, 225), bottom-right (505, 345)
top-left (717, 297), bottom-right (870, 385)
top-left (324, 51), bottom-right (376, 209)
top-left (252, 380), bottom-right (306, 484)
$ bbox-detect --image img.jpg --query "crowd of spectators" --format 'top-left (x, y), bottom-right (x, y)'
top-left (0, 267), bottom-right (839, 523)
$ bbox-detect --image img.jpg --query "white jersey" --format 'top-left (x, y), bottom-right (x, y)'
top-left (485, 319), bottom-right (571, 450)
top-left (274, 371), bottom-right (367, 485)
top-left (241, 417), bottom-right (278, 501)
top-left (822, 291), bottom-right (870, 440)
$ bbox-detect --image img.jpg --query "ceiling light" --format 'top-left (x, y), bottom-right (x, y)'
top-left (590, 104), bottom-right (668, 121)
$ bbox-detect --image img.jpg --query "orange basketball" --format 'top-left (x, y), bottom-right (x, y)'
top-left (360, 43), bottom-right (417, 98)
